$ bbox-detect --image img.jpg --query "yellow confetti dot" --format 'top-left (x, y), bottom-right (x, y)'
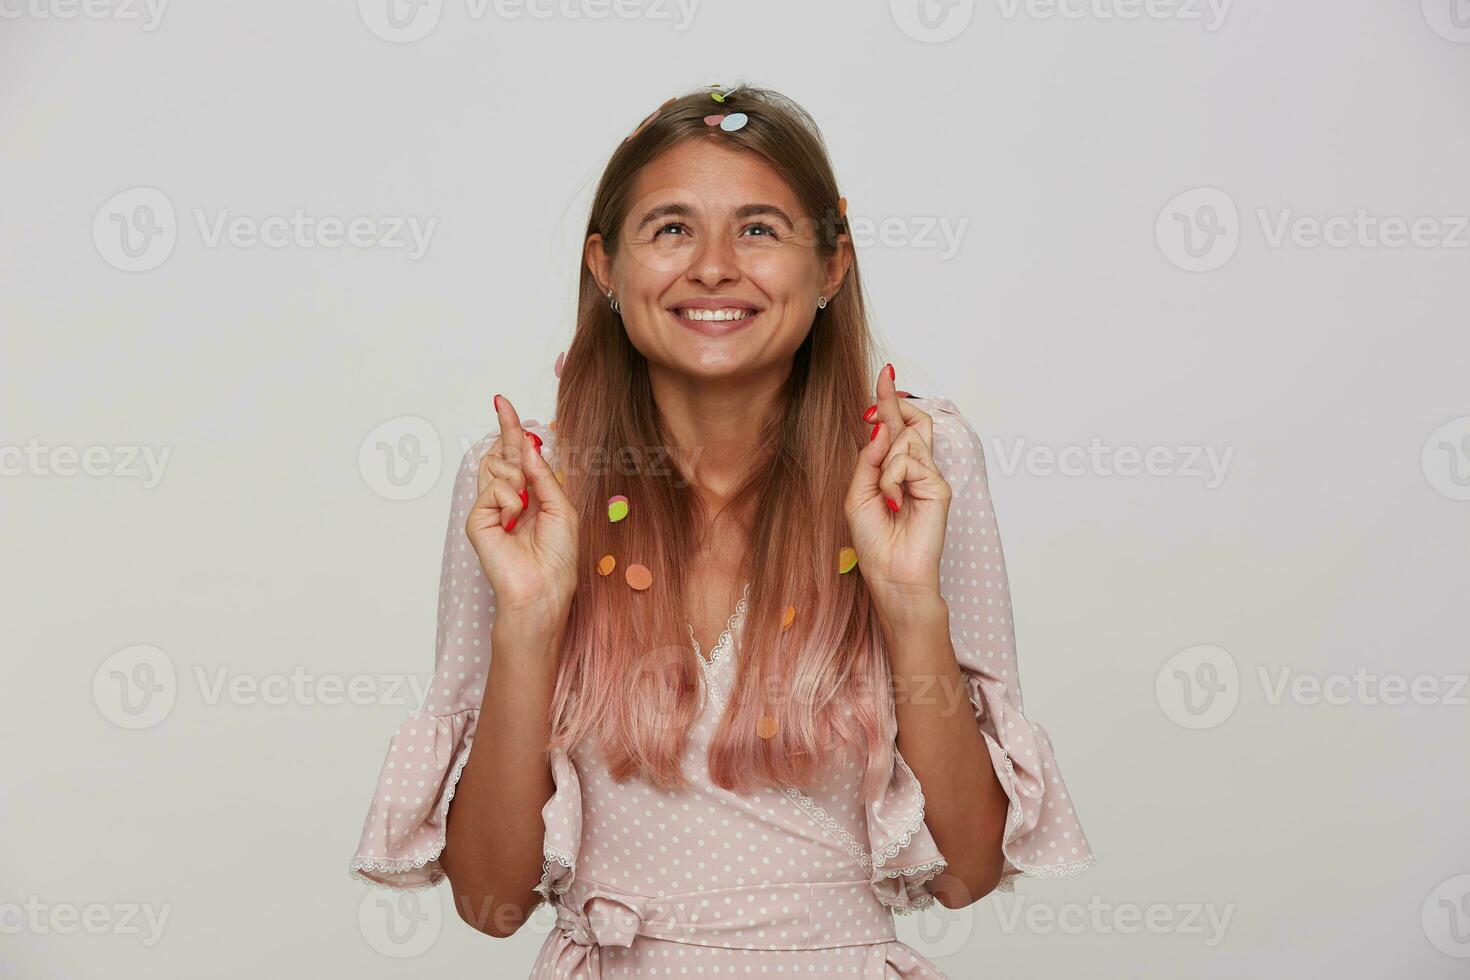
top-left (781, 606), bottom-right (796, 629)
top-left (838, 546), bottom-right (858, 574)
top-left (608, 494), bottom-right (630, 523)
top-left (555, 468), bottom-right (565, 484)
top-left (625, 563), bottom-right (653, 591)
top-left (757, 716), bottom-right (778, 739)
top-left (597, 554), bottom-right (616, 576)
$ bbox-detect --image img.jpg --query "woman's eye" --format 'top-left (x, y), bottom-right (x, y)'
top-left (654, 222), bottom-right (688, 238)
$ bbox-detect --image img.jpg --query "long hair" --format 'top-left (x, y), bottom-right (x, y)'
top-left (546, 84), bottom-right (895, 801)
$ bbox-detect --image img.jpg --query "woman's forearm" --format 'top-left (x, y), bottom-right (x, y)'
top-left (879, 596), bottom-right (1011, 908)
top-left (440, 612), bottom-right (564, 937)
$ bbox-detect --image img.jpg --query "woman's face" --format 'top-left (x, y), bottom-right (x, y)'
top-left (586, 139), bottom-right (851, 380)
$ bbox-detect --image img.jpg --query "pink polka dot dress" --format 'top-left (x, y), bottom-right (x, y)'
top-left (349, 396), bottom-right (1095, 977)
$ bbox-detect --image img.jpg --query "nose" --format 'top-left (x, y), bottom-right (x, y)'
top-left (685, 225), bottom-right (740, 289)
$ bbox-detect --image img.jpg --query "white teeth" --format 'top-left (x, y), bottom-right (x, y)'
top-left (678, 308), bottom-right (756, 322)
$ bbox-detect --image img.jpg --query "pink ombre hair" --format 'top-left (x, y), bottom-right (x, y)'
top-left (547, 85), bottom-right (896, 802)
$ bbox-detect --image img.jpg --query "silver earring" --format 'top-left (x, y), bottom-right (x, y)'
top-left (816, 295), bottom-right (828, 310)
top-left (606, 287), bottom-right (620, 314)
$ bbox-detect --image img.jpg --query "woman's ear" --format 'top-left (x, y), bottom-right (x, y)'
top-left (585, 233), bottom-right (612, 294)
top-left (821, 234), bottom-right (854, 302)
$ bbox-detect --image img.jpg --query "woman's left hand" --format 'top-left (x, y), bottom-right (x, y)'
top-left (844, 364), bottom-right (952, 614)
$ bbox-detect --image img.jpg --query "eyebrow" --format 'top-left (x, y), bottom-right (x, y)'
top-left (635, 202), bottom-right (797, 230)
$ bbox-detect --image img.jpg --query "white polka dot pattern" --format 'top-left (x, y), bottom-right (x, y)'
top-left (920, 395), bottom-right (1096, 895)
top-left (347, 398), bottom-right (1095, 975)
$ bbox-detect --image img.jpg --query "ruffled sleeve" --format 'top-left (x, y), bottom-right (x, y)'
top-left (348, 423), bottom-right (582, 897)
top-left (866, 395), bottom-right (1095, 907)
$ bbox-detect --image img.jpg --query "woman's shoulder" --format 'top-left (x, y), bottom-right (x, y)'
top-left (898, 393), bottom-right (993, 499)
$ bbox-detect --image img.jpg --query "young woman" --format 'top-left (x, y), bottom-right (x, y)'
top-left (349, 84), bottom-right (1093, 978)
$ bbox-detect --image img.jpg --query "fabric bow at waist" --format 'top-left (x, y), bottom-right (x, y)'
top-left (545, 876), bottom-right (898, 977)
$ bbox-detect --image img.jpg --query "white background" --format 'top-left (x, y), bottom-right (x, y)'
top-left (3, 0), bottom-right (1469, 976)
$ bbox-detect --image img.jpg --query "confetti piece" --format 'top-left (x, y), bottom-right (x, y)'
top-left (625, 563), bottom-right (653, 591)
top-left (757, 716), bottom-right (778, 739)
top-left (704, 114), bottom-right (725, 127)
top-left (608, 494), bottom-right (629, 522)
top-left (554, 351), bottom-right (564, 378)
top-left (838, 196), bottom-right (848, 217)
top-left (781, 605), bottom-right (796, 629)
top-left (625, 107), bottom-right (660, 142)
top-left (710, 90), bottom-right (727, 103)
top-left (549, 419), bottom-right (557, 430)
top-left (719, 113), bottom-right (749, 132)
top-left (556, 468), bottom-right (565, 484)
top-left (838, 546), bottom-right (858, 574)
top-left (597, 554), bottom-right (616, 576)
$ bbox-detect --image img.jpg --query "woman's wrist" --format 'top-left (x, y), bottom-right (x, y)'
top-left (492, 604), bottom-right (569, 655)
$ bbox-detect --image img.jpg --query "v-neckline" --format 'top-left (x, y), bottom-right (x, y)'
top-left (687, 581), bottom-right (751, 669)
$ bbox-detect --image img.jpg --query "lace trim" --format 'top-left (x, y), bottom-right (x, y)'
top-left (781, 786), bottom-right (875, 873)
top-left (869, 754), bottom-right (928, 869)
top-left (348, 866), bottom-right (445, 892)
top-left (346, 711), bottom-right (478, 888)
top-left (695, 584), bottom-right (750, 713)
top-left (532, 847), bottom-right (576, 905)
top-left (876, 859), bottom-right (949, 915)
top-left (687, 581), bottom-right (751, 669)
top-left (986, 730), bottom-right (1095, 887)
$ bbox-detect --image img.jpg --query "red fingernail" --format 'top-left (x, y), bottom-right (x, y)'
top-left (519, 488), bottom-right (528, 507)
top-left (896, 390), bottom-right (912, 398)
top-left (862, 405), bottom-right (877, 421)
top-left (885, 496), bottom-right (900, 512)
top-left (886, 363), bottom-right (895, 381)
top-left (870, 422), bottom-right (881, 442)
top-left (505, 516), bottom-right (517, 532)
top-left (527, 431), bottom-right (543, 454)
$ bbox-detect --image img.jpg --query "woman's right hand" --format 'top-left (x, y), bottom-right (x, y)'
top-left (465, 393), bottom-right (580, 632)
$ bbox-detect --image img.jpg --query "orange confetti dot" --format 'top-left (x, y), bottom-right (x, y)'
top-left (597, 554), bottom-right (617, 576)
top-left (838, 546), bottom-right (858, 574)
top-left (837, 196), bottom-right (848, 217)
top-left (625, 563), bottom-right (653, 591)
top-left (781, 606), bottom-right (796, 629)
top-left (757, 716), bottom-right (778, 739)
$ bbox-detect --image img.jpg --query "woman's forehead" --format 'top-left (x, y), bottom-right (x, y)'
top-left (626, 142), bottom-right (801, 218)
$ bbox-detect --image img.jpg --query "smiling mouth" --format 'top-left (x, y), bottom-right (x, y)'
top-left (670, 306), bottom-right (763, 335)
top-left (673, 307), bottom-right (760, 322)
